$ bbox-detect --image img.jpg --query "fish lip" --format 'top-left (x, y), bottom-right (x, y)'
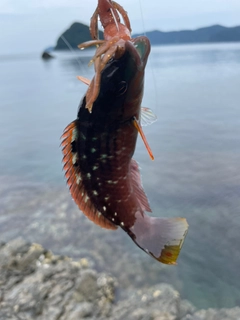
top-left (130, 36), bottom-right (151, 68)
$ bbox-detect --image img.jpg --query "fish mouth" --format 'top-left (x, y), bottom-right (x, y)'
top-left (132, 36), bottom-right (151, 67)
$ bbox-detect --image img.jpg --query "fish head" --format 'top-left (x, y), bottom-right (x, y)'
top-left (78, 37), bottom-right (151, 127)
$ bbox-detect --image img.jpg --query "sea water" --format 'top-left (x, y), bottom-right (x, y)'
top-left (0, 43), bottom-right (240, 308)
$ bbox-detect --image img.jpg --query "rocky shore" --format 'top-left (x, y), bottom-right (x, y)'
top-left (0, 239), bottom-right (240, 320)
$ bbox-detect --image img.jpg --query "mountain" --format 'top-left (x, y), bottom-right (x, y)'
top-left (55, 22), bottom-right (103, 50)
top-left (133, 25), bottom-right (240, 45)
top-left (55, 23), bottom-right (240, 50)
top-left (210, 26), bottom-right (240, 42)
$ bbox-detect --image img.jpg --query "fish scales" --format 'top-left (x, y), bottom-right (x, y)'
top-left (73, 51), bottom-right (143, 228)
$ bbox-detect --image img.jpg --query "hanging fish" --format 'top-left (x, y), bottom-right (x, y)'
top-left (61, 33), bottom-right (188, 264)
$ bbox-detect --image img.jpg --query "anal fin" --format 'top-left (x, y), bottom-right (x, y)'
top-left (130, 159), bottom-right (151, 212)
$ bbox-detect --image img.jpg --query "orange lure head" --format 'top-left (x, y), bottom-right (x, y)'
top-left (97, 0), bottom-right (131, 41)
top-left (98, 0), bottom-right (120, 28)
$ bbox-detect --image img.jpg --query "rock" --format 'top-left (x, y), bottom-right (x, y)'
top-left (41, 51), bottom-right (55, 59)
top-left (1, 238), bottom-right (240, 320)
top-left (0, 239), bottom-right (117, 319)
top-left (74, 270), bottom-right (98, 302)
top-left (111, 284), bottom-right (180, 320)
top-left (179, 299), bottom-right (197, 319)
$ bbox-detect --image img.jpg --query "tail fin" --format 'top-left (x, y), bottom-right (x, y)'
top-left (129, 213), bottom-right (188, 265)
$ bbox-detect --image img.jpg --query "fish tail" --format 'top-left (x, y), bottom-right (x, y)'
top-left (130, 213), bottom-right (188, 265)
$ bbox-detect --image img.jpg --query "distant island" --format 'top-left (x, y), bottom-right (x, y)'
top-left (55, 22), bottom-right (103, 50)
top-left (54, 23), bottom-right (240, 50)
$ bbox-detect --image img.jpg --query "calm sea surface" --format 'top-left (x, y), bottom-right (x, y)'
top-left (1, 43), bottom-right (240, 309)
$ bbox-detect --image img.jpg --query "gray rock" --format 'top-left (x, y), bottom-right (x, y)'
top-left (179, 299), bottom-right (197, 319)
top-left (111, 283), bottom-right (180, 320)
top-left (1, 238), bottom-right (240, 320)
top-left (0, 239), bottom-right (116, 319)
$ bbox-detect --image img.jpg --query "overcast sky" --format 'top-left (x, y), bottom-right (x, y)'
top-left (0, 0), bottom-right (239, 54)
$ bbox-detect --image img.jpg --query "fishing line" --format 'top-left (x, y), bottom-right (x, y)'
top-left (138, 0), bottom-right (146, 37)
top-left (42, 6), bottom-right (86, 71)
top-left (138, 0), bottom-right (158, 113)
top-left (60, 35), bottom-right (84, 69)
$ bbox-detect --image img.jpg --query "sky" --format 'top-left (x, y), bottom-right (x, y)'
top-left (0, 0), bottom-right (239, 54)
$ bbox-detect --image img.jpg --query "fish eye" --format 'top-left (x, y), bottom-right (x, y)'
top-left (116, 81), bottom-right (127, 96)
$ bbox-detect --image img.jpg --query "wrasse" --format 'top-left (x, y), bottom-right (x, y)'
top-left (61, 38), bottom-right (188, 264)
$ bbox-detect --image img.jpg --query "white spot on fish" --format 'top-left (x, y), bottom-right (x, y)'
top-left (98, 183), bottom-right (102, 186)
top-left (104, 197), bottom-right (109, 201)
top-left (81, 192), bottom-right (84, 196)
top-left (87, 173), bottom-right (91, 179)
top-left (123, 176), bottom-right (127, 180)
top-left (114, 212), bottom-right (117, 216)
top-left (107, 180), bottom-right (113, 184)
top-left (84, 195), bottom-right (89, 203)
top-left (82, 155), bottom-right (87, 159)
top-left (92, 137), bottom-right (98, 141)
top-left (93, 165), bottom-right (98, 170)
top-left (72, 153), bottom-right (78, 165)
top-left (120, 222), bottom-right (124, 226)
top-left (112, 218), bottom-right (115, 222)
top-left (113, 180), bottom-right (118, 184)
top-left (98, 212), bottom-right (101, 217)
top-left (93, 190), bottom-right (98, 195)
top-left (91, 148), bottom-right (96, 153)
top-left (117, 166), bottom-right (122, 171)
top-left (103, 206), bottom-right (106, 211)
top-left (71, 128), bottom-right (78, 142)
top-left (101, 154), bottom-right (107, 159)
top-left (75, 174), bottom-right (82, 185)
top-left (117, 200), bottom-right (122, 203)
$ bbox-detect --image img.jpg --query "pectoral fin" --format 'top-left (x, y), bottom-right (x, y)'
top-left (141, 107), bottom-right (157, 126)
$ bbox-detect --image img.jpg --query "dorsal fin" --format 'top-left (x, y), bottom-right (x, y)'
top-left (61, 121), bottom-right (117, 230)
top-left (130, 159), bottom-right (152, 212)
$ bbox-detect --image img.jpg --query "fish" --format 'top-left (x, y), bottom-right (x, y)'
top-left (61, 34), bottom-right (188, 264)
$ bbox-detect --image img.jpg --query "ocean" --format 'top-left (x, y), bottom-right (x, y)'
top-left (0, 42), bottom-right (240, 309)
